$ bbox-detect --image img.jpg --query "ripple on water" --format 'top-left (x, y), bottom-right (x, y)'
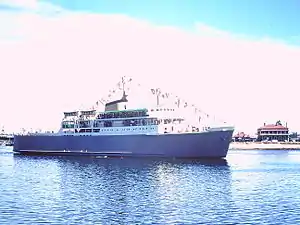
top-left (0, 149), bottom-right (300, 224)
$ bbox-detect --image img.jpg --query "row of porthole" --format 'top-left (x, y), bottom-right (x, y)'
top-left (69, 127), bottom-right (157, 135)
top-left (97, 127), bottom-right (156, 132)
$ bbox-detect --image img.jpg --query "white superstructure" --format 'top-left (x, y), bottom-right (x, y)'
top-left (56, 76), bottom-right (233, 136)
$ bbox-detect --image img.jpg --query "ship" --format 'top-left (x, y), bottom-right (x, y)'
top-left (13, 76), bottom-right (234, 158)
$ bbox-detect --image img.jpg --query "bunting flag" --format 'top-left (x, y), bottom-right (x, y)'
top-left (99, 98), bottom-right (105, 105)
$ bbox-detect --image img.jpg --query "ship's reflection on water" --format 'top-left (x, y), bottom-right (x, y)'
top-left (11, 155), bottom-right (232, 224)
top-left (4, 150), bottom-right (300, 224)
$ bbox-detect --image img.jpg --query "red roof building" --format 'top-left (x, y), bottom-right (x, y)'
top-left (233, 132), bottom-right (256, 142)
top-left (257, 122), bottom-right (289, 142)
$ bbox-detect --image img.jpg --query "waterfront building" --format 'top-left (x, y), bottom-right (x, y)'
top-left (232, 132), bottom-right (256, 142)
top-left (256, 121), bottom-right (289, 142)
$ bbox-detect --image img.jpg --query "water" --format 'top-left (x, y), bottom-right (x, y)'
top-left (1, 147), bottom-right (300, 224)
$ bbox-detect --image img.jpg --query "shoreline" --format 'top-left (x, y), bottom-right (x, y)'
top-left (229, 142), bottom-right (300, 150)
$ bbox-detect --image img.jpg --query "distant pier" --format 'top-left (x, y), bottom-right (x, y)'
top-left (0, 134), bottom-right (14, 146)
top-left (0, 134), bottom-right (13, 140)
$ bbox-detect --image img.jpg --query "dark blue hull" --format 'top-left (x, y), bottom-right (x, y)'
top-left (13, 130), bottom-right (234, 158)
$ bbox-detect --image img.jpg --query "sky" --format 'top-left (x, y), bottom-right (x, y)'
top-left (0, 0), bottom-right (300, 134)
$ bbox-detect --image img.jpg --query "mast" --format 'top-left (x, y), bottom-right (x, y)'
top-left (156, 88), bottom-right (161, 106)
top-left (121, 76), bottom-right (128, 100)
top-left (151, 88), bottom-right (161, 106)
top-left (121, 76), bottom-right (126, 96)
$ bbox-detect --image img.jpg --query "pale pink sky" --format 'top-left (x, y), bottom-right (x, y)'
top-left (0, 0), bottom-right (300, 134)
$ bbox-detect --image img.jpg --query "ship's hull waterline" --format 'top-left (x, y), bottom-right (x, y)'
top-left (13, 129), bottom-right (234, 158)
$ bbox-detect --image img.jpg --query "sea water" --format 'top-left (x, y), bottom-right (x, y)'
top-left (0, 147), bottom-right (300, 224)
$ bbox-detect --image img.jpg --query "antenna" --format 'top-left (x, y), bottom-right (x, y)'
top-left (121, 76), bottom-right (125, 92)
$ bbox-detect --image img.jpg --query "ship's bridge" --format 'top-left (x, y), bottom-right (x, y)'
top-left (62, 111), bottom-right (78, 126)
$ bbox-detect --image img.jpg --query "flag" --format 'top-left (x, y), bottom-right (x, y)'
top-left (151, 89), bottom-right (156, 95)
top-left (98, 99), bottom-right (104, 105)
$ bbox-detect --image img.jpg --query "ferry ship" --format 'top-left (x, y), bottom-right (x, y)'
top-left (13, 77), bottom-right (234, 158)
